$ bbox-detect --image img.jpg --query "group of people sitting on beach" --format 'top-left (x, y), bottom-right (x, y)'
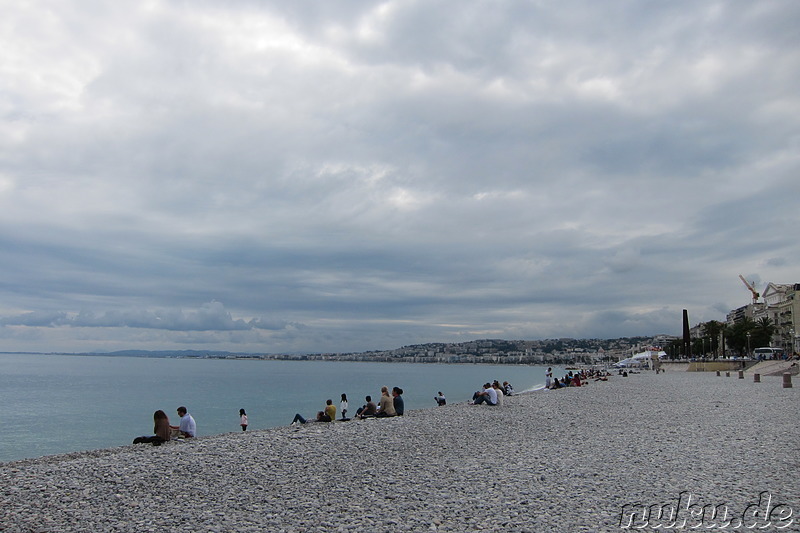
top-left (131, 369), bottom-right (612, 444)
top-left (134, 386), bottom-right (410, 442)
top-left (130, 369), bottom-right (611, 445)
top-left (133, 406), bottom-right (197, 446)
top-left (290, 386), bottom-right (405, 425)
top-left (546, 368), bottom-right (610, 389)
top-left (468, 380), bottom-right (514, 406)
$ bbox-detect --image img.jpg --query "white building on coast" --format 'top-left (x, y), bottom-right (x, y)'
top-left (727, 281), bottom-right (799, 355)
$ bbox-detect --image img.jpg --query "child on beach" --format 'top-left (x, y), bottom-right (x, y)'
top-left (239, 409), bottom-right (248, 431)
top-left (340, 393), bottom-right (349, 421)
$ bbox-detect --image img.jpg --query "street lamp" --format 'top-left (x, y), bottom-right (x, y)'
top-left (746, 332), bottom-right (752, 359)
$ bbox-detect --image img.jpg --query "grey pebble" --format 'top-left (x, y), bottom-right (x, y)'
top-left (1, 372), bottom-right (798, 532)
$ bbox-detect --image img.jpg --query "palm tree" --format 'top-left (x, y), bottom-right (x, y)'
top-left (701, 320), bottom-right (724, 358)
top-left (727, 317), bottom-right (755, 357)
top-left (719, 322), bottom-right (729, 359)
top-left (752, 317), bottom-right (776, 350)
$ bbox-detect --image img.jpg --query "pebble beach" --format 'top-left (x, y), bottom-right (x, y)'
top-left (1, 371), bottom-right (798, 532)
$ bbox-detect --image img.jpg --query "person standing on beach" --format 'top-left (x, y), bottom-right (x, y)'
top-left (171, 406), bottom-right (196, 438)
top-left (340, 393), bottom-right (349, 420)
top-left (239, 409), bottom-right (248, 431)
top-left (545, 368), bottom-right (552, 389)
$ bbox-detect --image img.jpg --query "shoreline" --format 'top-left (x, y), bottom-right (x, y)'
top-left (0, 356), bottom-right (562, 464)
top-left (0, 381), bottom-right (552, 468)
top-left (2, 372), bottom-right (798, 531)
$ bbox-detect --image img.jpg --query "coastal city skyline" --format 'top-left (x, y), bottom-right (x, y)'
top-left (1, 1), bottom-right (798, 354)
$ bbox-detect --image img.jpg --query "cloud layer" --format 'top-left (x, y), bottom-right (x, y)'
top-left (1, 1), bottom-right (798, 353)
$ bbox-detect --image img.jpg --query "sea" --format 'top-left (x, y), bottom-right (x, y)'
top-left (0, 353), bottom-right (564, 463)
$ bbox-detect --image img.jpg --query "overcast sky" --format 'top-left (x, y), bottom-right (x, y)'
top-left (1, 1), bottom-right (798, 354)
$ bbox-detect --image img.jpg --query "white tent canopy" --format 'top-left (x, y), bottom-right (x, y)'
top-left (614, 349), bottom-right (666, 368)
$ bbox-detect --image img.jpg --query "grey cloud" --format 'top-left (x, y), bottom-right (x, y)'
top-left (0, 0), bottom-right (798, 354)
top-left (764, 257), bottom-right (787, 267)
top-left (0, 311), bottom-right (70, 327)
top-left (1, 302), bottom-right (303, 333)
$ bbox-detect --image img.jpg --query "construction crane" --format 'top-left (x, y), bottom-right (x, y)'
top-left (738, 274), bottom-right (760, 304)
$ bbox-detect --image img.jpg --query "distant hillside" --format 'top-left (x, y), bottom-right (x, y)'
top-left (79, 350), bottom-right (244, 358)
top-left (6, 335), bottom-right (673, 361)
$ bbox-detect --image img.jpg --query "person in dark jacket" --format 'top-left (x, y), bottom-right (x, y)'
top-left (392, 387), bottom-right (404, 416)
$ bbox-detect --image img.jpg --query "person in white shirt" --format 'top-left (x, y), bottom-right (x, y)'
top-left (171, 406), bottom-right (196, 437)
top-left (434, 392), bottom-right (446, 406)
top-left (471, 383), bottom-right (497, 406)
top-left (339, 393), bottom-right (349, 421)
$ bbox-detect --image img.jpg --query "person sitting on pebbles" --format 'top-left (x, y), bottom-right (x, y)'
top-left (391, 387), bottom-right (404, 416)
top-left (470, 383), bottom-right (497, 405)
top-left (133, 410), bottom-right (171, 446)
top-left (356, 395), bottom-right (377, 418)
top-left (434, 392), bottom-right (446, 406)
top-left (492, 382), bottom-right (504, 407)
top-left (292, 399), bottom-right (336, 425)
top-left (170, 406), bottom-right (196, 438)
top-left (375, 386), bottom-right (396, 417)
top-left (291, 411), bottom-right (332, 425)
top-left (324, 399), bottom-right (336, 421)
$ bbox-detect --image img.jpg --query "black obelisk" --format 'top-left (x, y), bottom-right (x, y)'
top-left (682, 309), bottom-right (691, 359)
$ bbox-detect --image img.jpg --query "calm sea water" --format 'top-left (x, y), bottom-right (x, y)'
top-left (0, 354), bottom-right (563, 463)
